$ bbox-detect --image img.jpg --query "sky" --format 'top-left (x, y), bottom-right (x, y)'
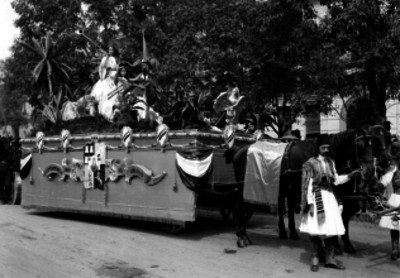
top-left (0, 0), bottom-right (20, 60)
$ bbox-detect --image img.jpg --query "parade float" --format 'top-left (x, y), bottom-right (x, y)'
top-left (19, 31), bottom-right (260, 232)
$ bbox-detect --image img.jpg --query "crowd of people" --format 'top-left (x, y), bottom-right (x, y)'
top-left (300, 131), bottom-right (400, 272)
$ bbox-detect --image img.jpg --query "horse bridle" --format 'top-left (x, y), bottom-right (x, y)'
top-left (353, 132), bottom-right (394, 215)
top-left (353, 133), bottom-right (375, 180)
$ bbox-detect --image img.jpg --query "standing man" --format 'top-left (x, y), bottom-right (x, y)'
top-left (300, 135), bottom-right (359, 272)
top-left (0, 136), bottom-right (11, 204)
top-left (377, 138), bottom-right (400, 260)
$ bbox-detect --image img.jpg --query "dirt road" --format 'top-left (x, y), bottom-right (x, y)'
top-left (0, 205), bottom-right (399, 278)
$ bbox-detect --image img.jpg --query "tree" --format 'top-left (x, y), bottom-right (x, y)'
top-left (18, 32), bottom-right (73, 123)
top-left (0, 58), bottom-right (29, 137)
top-left (5, 0), bottom-right (328, 137)
top-left (114, 0), bottom-right (322, 136)
top-left (4, 0), bottom-right (88, 131)
top-left (318, 0), bottom-right (400, 127)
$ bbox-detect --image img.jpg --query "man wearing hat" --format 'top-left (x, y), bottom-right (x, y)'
top-left (377, 137), bottom-right (400, 260)
top-left (383, 120), bottom-right (392, 133)
top-left (300, 134), bottom-right (360, 272)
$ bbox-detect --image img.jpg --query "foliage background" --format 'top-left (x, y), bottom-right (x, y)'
top-left (1, 0), bottom-right (400, 137)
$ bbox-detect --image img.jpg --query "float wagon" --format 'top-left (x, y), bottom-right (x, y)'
top-left (20, 129), bottom-right (254, 232)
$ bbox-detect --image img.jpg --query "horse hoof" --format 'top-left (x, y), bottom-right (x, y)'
top-left (289, 232), bottom-right (299, 240)
top-left (390, 251), bottom-right (399, 261)
top-left (344, 244), bottom-right (356, 254)
top-left (279, 232), bottom-right (288, 240)
top-left (310, 264), bottom-right (319, 272)
top-left (237, 238), bottom-right (247, 248)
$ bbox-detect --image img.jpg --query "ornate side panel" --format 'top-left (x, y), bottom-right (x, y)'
top-left (21, 133), bottom-right (197, 224)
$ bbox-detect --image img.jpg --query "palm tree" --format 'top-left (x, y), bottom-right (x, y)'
top-left (18, 32), bottom-right (72, 123)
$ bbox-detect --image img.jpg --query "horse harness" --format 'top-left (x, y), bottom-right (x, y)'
top-left (281, 140), bottom-right (302, 177)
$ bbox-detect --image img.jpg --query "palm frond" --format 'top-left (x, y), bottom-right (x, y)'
top-left (32, 60), bottom-right (46, 82)
top-left (44, 32), bottom-right (52, 56)
top-left (17, 39), bottom-right (43, 57)
top-left (31, 37), bottom-right (46, 58)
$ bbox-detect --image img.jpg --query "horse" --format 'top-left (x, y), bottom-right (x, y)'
top-left (332, 125), bottom-right (390, 253)
top-left (225, 128), bottom-right (382, 248)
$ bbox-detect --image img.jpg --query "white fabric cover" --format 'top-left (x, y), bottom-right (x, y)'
top-left (244, 141), bottom-right (287, 206)
top-left (176, 153), bottom-right (213, 177)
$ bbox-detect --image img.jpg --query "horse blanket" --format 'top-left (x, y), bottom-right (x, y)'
top-left (244, 141), bottom-right (288, 206)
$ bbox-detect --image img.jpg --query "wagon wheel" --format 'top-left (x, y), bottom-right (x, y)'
top-left (219, 203), bottom-right (254, 226)
top-left (160, 222), bottom-right (185, 234)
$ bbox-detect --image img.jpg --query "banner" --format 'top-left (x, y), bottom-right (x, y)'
top-left (83, 142), bottom-right (107, 190)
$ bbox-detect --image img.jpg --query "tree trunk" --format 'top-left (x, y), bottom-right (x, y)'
top-left (277, 106), bottom-right (293, 137)
top-left (367, 69), bottom-right (386, 125)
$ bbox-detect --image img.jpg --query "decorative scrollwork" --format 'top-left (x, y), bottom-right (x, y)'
top-left (40, 157), bottom-right (85, 182)
top-left (39, 163), bottom-right (63, 181)
top-left (125, 164), bottom-right (167, 185)
top-left (40, 156), bottom-right (167, 186)
top-left (106, 158), bottom-right (167, 185)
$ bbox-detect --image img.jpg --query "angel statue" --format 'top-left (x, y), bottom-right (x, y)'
top-left (213, 85), bottom-right (245, 126)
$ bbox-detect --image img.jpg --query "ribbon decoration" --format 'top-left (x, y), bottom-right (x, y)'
top-left (121, 126), bottom-right (133, 152)
top-left (36, 131), bottom-right (45, 153)
top-left (224, 125), bottom-right (236, 149)
top-left (61, 129), bottom-right (71, 153)
top-left (253, 129), bottom-right (263, 141)
top-left (157, 123), bottom-right (169, 149)
top-left (175, 145), bottom-right (213, 191)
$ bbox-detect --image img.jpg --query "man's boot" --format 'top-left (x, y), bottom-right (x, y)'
top-left (324, 237), bottom-right (345, 270)
top-left (390, 230), bottom-right (399, 260)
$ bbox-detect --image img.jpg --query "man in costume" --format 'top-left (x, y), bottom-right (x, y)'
top-left (377, 138), bottom-right (400, 260)
top-left (300, 135), bottom-right (360, 271)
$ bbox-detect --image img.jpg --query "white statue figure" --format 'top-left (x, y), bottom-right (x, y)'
top-left (90, 45), bottom-right (125, 122)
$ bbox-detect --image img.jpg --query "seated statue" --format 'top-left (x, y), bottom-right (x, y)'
top-left (61, 43), bottom-right (162, 125)
top-left (61, 45), bottom-right (122, 122)
top-left (90, 45), bottom-right (124, 121)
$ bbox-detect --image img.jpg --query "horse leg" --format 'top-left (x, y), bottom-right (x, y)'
top-left (278, 194), bottom-right (288, 239)
top-left (341, 201), bottom-right (358, 254)
top-left (287, 193), bottom-right (299, 240)
top-left (233, 185), bottom-right (252, 248)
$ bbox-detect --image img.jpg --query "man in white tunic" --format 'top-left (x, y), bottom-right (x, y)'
top-left (378, 139), bottom-right (400, 260)
top-left (300, 135), bottom-right (359, 272)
